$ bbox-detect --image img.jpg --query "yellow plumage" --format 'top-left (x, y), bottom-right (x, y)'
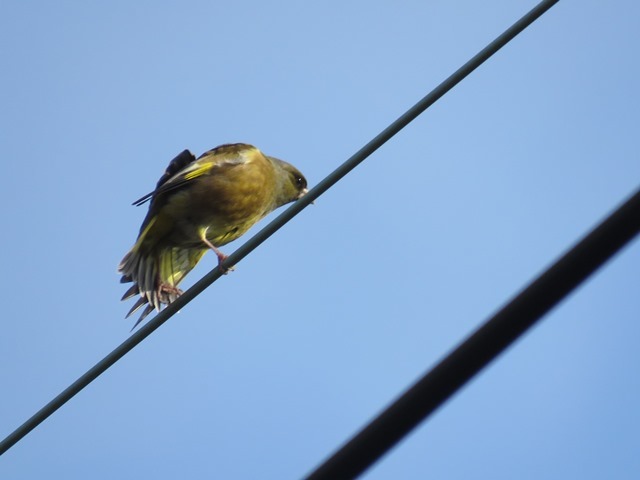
top-left (119, 143), bottom-right (308, 328)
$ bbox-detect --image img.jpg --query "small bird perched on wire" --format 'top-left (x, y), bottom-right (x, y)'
top-left (118, 143), bottom-right (308, 328)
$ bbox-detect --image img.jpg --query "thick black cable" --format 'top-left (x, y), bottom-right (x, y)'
top-left (0, 0), bottom-right (559, 457)
top-left (305, 185), bottom-right (640, 479)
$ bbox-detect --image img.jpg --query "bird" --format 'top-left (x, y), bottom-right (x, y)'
top-left (118, 143), bottom-right (308, 328)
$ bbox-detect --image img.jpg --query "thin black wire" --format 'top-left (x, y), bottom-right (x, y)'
top-left (305, 184), bottom-right (640, 479)
top-left (0, 0), bottom-right (559, 457)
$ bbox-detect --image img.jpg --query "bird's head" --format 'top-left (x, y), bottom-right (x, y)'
top-left (269, 157), bottom-right (308, 207)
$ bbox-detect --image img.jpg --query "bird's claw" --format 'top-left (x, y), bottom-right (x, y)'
top-left (216, 253), bottom-right (235, 274)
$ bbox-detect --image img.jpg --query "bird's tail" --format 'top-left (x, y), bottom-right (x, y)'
top-left (118, 243), bottom-right (206, 328)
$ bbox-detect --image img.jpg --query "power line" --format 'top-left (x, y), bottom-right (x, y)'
top-left (0, 0), bottom-right (560, 457)
top-left (305, 186), bottom-right (640, 479)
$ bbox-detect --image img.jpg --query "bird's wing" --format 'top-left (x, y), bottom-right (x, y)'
top-left (132, 144), bottom-right (254, 206)
top-left (132, 149), bottom-right (197, 206)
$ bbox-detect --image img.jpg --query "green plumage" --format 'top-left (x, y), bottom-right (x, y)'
top-left (119, 143), bottom-right (308, 327)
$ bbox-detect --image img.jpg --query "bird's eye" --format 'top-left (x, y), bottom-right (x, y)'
top-left (295, 175), bottom-right (306, 188)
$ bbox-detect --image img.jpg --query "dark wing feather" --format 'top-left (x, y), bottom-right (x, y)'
top-left (132, 149), bottom-right (197, 206)
top-left (131, 144), bottom-right (251, 207)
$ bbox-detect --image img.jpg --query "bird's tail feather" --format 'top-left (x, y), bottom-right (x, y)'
top-left (118, 245), bottom-right (206, 328)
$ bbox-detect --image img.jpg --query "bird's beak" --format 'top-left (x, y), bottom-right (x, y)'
top-left (298, 188), bottom-right (314, 205)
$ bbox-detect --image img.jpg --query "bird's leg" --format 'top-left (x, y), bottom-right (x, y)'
top-left (200, 230), bottom-right (235, 274)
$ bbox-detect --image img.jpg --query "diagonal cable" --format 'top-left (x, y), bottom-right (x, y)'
top-left (0, 0), bottom-right (559, 456)
top-left (305, 185), bottom-right (640, 479)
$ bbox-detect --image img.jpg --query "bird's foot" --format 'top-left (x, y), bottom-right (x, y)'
top-left (159, 284), bottom-right (183, 303)
top-left (201, 235), bottom-right (235, 274)
top-left (215, 251), bottom-right (235, 274)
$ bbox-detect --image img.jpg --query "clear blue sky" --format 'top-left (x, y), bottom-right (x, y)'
top-left (2, 1), bottom-right (639, 478)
